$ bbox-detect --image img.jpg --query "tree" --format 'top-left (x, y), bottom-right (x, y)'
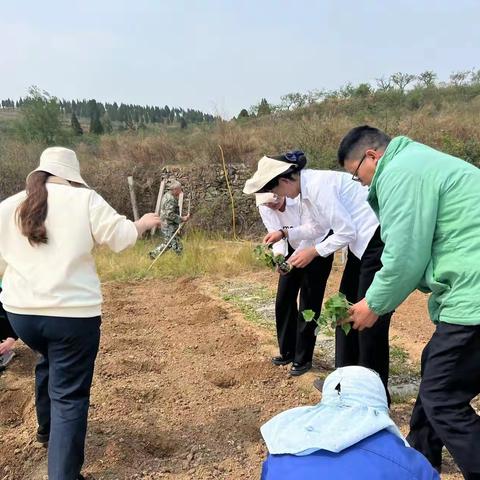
top-left (89, 109), bottom-right (104, 134)
top-left (449, 70), bottom-right (472, 86)
top-left (416, 71), bottom-right (437, 88)
top-left (71, 112), bottom-right (83, 135)
top-left (257, 98), bottom-right (271, 116)
top-left (390, 72), bottom-right (415, 92)
top-left (102, 113), bottom-right (113, 134)
top-left (16, 86), bottom-right (64, 145)
top-left (238, 108), bottom-right (249, 118)
top-left (179, 117), bottom-right (187, 129)
top-left (353, 83), bottom-right (372, 98)
top-left (471, 69), bottom-right (480, 84)
top-left (87, 99), bottom-right (104, 134)
top-left (338, 82), bottom-right (355, 99)
top-left (280, 92), bottom-right (308, 110)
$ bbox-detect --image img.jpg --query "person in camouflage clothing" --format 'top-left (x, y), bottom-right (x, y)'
top-left (149, 180), bottom-right (190, 259)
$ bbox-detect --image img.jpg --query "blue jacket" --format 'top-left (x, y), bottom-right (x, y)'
top-left (261, 430), bottom-right (439, 480)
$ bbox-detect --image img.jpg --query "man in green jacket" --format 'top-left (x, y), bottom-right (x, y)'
top-left (337, 125), bottom-right (480, 479)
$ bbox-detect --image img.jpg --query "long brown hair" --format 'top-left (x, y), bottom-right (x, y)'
top-left (16, 171), bottom-right (51, 246)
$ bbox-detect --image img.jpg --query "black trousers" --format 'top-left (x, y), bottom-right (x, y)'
top-left (406, 322), bottom-right (480, 479)
top-left (8, 312), bottom-right (101, 480)
top-left (335, 228), bottom-right (393, 402)
top-left (275, 247), bottom-right (333, 365)
top-left (0, 289), bottom-right (18, 341)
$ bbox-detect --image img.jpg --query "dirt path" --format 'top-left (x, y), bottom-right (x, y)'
top-left (0, 275), bottom-right (465, 479)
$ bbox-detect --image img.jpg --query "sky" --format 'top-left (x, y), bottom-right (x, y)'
top-left (1, 0), bottom-right (479, 118)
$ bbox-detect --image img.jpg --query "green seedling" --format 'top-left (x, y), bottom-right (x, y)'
top-left (254, 244), bottom-right (292, 274)
top-left (302, 293), bottom-right (352, 335)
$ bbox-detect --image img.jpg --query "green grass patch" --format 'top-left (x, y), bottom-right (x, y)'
top-left (221, 283), bottom-right (276, 331)
top-left (390, 344), bottom-right (420, 377)
top-left (95, 231), bottom-right (261, 283)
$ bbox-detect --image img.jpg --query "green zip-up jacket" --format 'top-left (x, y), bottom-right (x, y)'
top-left (366, 136), bottom-right (480, 325)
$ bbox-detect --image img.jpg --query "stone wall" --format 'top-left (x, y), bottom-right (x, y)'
top-left (109, 163), bottom-right (263, 237)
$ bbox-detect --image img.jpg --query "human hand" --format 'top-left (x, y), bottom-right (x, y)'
top-left (135, 213), bottom-right (162, 236)
top-left (347, 298), bottom-right (379, 331)
top-left (0, 337), bottom-right (16, 355)
top-left (181, 214), bottom-right (191, 222)
top-left (263, 231), bottom-right (283, 244)
top-left (275, 264), bottom-right (289, 276)
top-left (288, 247), bottom-right (318, 268)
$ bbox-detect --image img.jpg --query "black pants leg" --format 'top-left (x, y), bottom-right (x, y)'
top-left (275, 268), bottom-right (302, 359)
top-left (8, 313), bottom-right (101, 480)
top-left (407, 323), bottom-right (480, 479)
top-left (406, 341), bottom-right (444, 469)
top-left (0, 288), bottom-right (18, 341)
top-left (336, 228), bottom-right (393, 403)
top-left (35, 353), bottom-right (51, 435)
top-left (357, 229), bottom-right (392, 402)
top-left (295, 253), bottom-right (334, 365)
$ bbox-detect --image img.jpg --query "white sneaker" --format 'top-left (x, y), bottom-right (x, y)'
top-left (0, 350), bottom-right (15, 368)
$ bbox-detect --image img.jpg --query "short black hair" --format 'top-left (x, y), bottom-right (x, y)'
top-left (337, 125), bottom-right (391, 166)
top-left (258, 153), bottom-right (307, 192)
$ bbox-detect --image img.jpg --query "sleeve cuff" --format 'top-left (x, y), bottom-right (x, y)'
top-left (365, 290), bottom-right (388, 316)
top-left (315, 243), bottom-right (334, 258)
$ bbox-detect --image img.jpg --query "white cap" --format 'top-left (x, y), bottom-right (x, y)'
top-left (27, 147), bottom-right (88, 187)
top-left (243, 156), bottom-right (292, 194)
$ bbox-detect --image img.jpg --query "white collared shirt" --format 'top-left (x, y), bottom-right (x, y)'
top-left (287, 170), bottom-right (379, 259)
top-left (258, 197), bottom-right (327, 256)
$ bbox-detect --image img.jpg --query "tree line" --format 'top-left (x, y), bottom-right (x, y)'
top-left (1, 92), bottom-right (215, 127)
top-left (3, 86), bottom-right (217, 145)
top-left (241, 69), bottom-right (480, 118)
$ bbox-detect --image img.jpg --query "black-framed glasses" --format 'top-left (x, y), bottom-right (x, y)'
top-left (351, 148), bottom-right (376, 182)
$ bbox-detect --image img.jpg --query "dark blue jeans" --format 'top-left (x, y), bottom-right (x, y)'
top-left (7, 313), bottom-right (101, 480)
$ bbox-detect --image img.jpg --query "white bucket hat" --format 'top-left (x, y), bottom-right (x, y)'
top-left (261, 366), bottom-right (407, 455)
top-left (255, 192), bottom-right (279, 207)
top-left (27, 147), bottom-right (88, 187)
top-left (243, 156), bottom-right (293, 194)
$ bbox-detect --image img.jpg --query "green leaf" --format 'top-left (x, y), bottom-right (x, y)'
top-left (302, 309), bottom-right (316, 322)
top-left (341, 322), bottom-right (352, 335)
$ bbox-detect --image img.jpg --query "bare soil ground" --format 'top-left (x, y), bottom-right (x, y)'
top-left (0, 271), bottom-right (469, 479)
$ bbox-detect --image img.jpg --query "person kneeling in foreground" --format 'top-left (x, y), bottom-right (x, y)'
top-left (260, 366), bottom-right (439, 480)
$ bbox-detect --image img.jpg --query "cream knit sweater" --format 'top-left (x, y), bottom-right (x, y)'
top-left (0, 183), bottom-right (138, 318)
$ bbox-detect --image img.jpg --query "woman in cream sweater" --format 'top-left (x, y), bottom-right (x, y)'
top-left (0, 147), bottom-right (161, 480)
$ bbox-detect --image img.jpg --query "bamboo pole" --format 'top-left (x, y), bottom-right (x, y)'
top-left (178, 191), bottom-right (184, 217)
top-left (219, 145), bottom-right (238, 240)
top-left (127, 176), bottom-right (139, 221)
top-left (151, 179), bottom-right (166, 236)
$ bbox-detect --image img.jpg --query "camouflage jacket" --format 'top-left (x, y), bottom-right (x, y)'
top-left (160, 192), bottom-right (181, 227)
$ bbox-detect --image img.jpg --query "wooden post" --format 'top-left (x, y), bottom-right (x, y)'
top-left (151, 179), bottom-right (165, 236)
top-left (127, 176), bottom-right (139, 221)
top-left (178, 191), bottom-right (184, 217)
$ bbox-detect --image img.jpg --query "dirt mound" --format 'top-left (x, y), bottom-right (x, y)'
top-left (190, 303), bottom-right (228, 326)
top-left (0, 276), bottom-right (464, 479)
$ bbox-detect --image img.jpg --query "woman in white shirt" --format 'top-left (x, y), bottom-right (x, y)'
top-left (0, 147), bottom-right (161, 480)
top-left (256, 193), bottom-right (333, 376)
top-left (244, 151), bottom-right (394, 403)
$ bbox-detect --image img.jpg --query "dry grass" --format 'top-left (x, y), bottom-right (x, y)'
top-left (1, 93), bottom-right (479, 214)
top-left (95, 231), bottom-right (261, 283)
